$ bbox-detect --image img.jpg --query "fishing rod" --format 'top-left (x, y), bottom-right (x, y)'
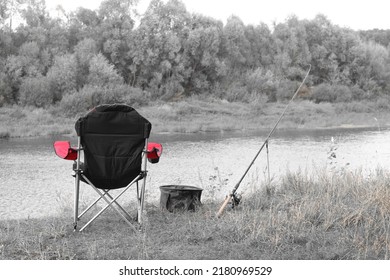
top-left (216, 64), bottom-right (311, 218)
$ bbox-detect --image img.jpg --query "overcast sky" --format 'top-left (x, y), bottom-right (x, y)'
top-left (45, 0), bottom-right (389, 31)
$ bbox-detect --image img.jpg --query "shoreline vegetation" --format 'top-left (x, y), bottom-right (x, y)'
top-left (2, 0), bottom-right (390, 140)
top-left (1, 97), bottom-right (390, 139)
top-left (1, 167), bottom-right (389, 260)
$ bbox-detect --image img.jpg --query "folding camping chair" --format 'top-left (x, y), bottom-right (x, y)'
top-left (54, 104), bottom-right (162, 232)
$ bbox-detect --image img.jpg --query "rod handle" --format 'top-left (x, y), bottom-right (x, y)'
top-left (216, 194), bottom-right (232, 218)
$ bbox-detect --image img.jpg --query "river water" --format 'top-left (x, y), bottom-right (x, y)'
top-left (1, 127), bottom-right (389, 220)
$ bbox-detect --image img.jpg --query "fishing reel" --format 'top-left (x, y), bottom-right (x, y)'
top-left (227, 193), bottom-right (242, 210)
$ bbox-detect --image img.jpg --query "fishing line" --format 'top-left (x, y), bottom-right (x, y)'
top-left (217, 64), bottom-right (312, 217)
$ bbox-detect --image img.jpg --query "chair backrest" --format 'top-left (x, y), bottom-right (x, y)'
top-left (75, 104), bottom-right (152, 189)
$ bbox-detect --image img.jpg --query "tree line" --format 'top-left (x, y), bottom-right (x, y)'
top-left (1, 0), bottom-right (390, 113)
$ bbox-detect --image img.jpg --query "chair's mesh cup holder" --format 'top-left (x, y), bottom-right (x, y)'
top-left (159, 185), bottom-right (203, 212)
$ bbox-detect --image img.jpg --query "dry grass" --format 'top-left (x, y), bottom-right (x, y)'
top-left (1, 98), bottom-right (390, 138)
top-left (0, 105), bottom-right (74, 138)
top-left (1, 168), bottom-right (389, 260)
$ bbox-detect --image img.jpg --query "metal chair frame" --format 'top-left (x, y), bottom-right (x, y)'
top-left (73, 137), bottom-right (149, 232)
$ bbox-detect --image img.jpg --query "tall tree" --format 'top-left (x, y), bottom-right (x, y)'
top-left (20, 0), bottom-right (46, 27)
top-left (87, 53), bottom-right (123, 87)
top-left (46, 53), bottom-right (78, 102)
top-left (0, 0), bottom-right (24, 30)
top-left (223, 15), bottom-right (251, 73)
top-left (129, 0), bottom-right (190, 98)
top-left (273, 15), bottom-right (311, 80)
top-left (98, 0), bottom-right (137, 80)
top-left (244, 23), bottom-right (275, 69)
top-left (181, 14), bottom-right (225, 94)
top-left (73, 38), bottom-right (98, 88)
top-left (349, 40), bottom-right (390, 94)
top-left (67, 7), bottom-right (100, 49)
top-left (304, 14), bottom-right (339, 84)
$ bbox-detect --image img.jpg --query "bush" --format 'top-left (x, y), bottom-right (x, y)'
top-left (0, 73), bottom-right (13, 106)
top-left (334, 85), bottom-right (353, 102)
top-left (59, 84), bottom-right (150, 116)
top-left (350, 85), bottom-right (366, 100)
top-left (311, 83), bottom-right (353, 103)
top-left (224, 81), bottom-right (250, 102)
top-left (276, 79), bottom-right (299, 101)
top-left (375, 95), bottom-right (390, 110)
top-left (311, 84), bottom-right (336, 103)
top-left (18, 76), bottom-right (52, 107)
top-left (87, 53), bottom-right (123, 87)
top-left (245, 68), bottom-right (277, 102)
top-left (46, 54), bottom-right (78, 102)
top-left (159, 79), bottom-right (185, 101)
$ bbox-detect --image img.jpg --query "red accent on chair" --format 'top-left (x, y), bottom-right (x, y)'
top-left (54, 141), bottom-right (78, 160)
top-left (147, 142), bottom-right (162, 163)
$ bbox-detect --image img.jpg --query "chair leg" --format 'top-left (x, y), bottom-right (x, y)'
top-left (79, 175), bottom-right (140, 232)
top-left (78, 189), bottom-right (133, 221)
top-left (79, 186), bottom-right (137, 232)
top-left (138, 141), bottom-right (149, 225)
top-left (136, 182), bottom-right (140, 222)
top-left (138, 177), bottom-right (147, 224)
top-left (74, 173), bottom-right (80, 231)
top-left (74, 137), bottom-right (82, 231)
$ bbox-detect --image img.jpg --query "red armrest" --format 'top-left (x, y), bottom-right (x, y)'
top-left (147, 142), bottom-right (162, 163)
top-left (54, 141), bottom-right (78, 160)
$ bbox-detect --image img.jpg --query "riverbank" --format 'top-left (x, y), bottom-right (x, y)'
top-left (1, 168), bottom-right (389, 260)
top-left (1, 98), bottom-right (389, 138)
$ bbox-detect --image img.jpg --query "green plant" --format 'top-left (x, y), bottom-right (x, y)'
top-left (18, 76), bottom-right (52, 107)
top-left (59, 84), bottom-right (150, 116)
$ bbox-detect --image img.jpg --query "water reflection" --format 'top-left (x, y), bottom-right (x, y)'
top-left (0, 127), bottom-right (389, 220)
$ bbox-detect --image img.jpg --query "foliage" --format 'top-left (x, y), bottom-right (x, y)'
top-left (245, 68), bottom-right (278, 101)
top-left (18, 75), bottom-right (51, 107)
top-left (0, 0), bottom-right (390, 108)
top-left (311, 83), bottom-right (353, 103)
top-left (46, 53), bottom-right (78, 102)
top-left (86, 53), bottom-right (124, 87)
top-left (359, 29), bottom-right (390, 46)
top-left (273, 15), bottom-right (311, 79)
top-left (73, 38), bottom-right (98, 87)
top-left (0, 71), bottom-right (12, 105)
top-left (59, 83), bottom-right (148, 116)
top-left (223, 15), bottom-right (251, 71)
